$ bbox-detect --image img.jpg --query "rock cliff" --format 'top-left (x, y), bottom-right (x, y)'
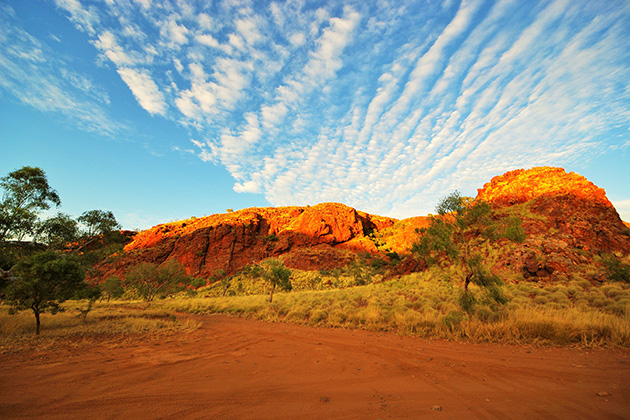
top-left (91, 167), bottom-right (629, 283)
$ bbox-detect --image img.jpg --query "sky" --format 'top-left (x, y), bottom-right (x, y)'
top-left (1, 0), bottom-right (629, 231)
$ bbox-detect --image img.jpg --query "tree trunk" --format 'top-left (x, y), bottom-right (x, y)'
top-left (464, 273), bottom-right (473, 291)
top-left (33, 308), bottom-right (41, 335)
top-left (269, 284), bottom-right (275, 303)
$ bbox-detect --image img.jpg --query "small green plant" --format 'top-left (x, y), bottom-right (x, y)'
top-left (602, 256), bottom-right (630, 283)
top-left (263, 233), bottom-right (279, 244)
top-left (502, 216), bottom-right (526, 242)
top-left (75, 284), bottom-right (102, 321)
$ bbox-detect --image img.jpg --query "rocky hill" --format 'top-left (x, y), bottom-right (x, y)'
top-left (477, 167), bottom-right (629, 280)
top-left (92, 203), bottom-right (399, 281)
top-left (90, 167), bottom-right (629, 284)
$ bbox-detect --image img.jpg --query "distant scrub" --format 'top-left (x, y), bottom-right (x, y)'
top-left (153, 271), bottom-right (630, 347)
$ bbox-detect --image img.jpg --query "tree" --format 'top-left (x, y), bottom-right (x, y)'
top-left (74, 284), bottom-right (102, 322)
top-left (4, 251), bottom-right (85, 334)
top-left (125, 260), bottom-right (190, 302)
top-left (78, 210), bottom-right (121, 237)
top-left (35, 212), bottom-right (80, 249)
top-left (0, 166), bottom-right (61, 241)
top-left (101, 275), bottom-right (125, 301)
top-left (412, 191), bottom-right (515, 312)
top-left (259, 258), bottom-right (292, 303)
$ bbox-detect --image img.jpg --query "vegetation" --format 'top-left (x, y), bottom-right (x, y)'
top-left (78, 209), bottom-right (121, 237)
top-left (35, 212), bottom-right (80, 248)
top-left (124, 260), bottom-right (192, 302)
top-left (258, 258), bottom-right (292, 302)
top-left (0, 301), bottom-right (201, 351)
top-left (2, 165), bottom-right (630, 349)
top-left (412, 191), bottom-right (518, 312)
top-left (4, 251), bottom-right (86, 335)
top-left (0, 166), bottom-right (61, 241)
top-left (155, 271), bottom-right (630, 347)
top-left (603, 255), bottom-right (630, 283)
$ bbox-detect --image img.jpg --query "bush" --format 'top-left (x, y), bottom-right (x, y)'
top-left (125, 260), bottom-right (191, 301)
top-left (603, 256), bottom-right (630, 283)
top-left (503, 216), bottom-right (526, 242)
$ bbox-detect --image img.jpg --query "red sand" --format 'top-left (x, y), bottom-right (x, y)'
top-left (1, 314), bottom-right (629, 419)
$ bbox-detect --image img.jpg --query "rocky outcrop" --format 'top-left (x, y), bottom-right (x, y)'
top-left (91, 203), bottom-right (398, 281)
top-left (90, 167), bottom-right (629, 284)
top-left (477, 167), bottom-right (630, 280)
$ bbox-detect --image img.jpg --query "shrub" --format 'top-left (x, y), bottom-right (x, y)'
top-left (603, 256), bottom-right (630, 283)
top-left (125, 260), bottom-right (191, 301)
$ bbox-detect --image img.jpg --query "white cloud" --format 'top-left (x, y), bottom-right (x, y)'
top-left (613, 200), bottom-right (630, 222)
top-left (53, 0), bottom-right (99, 34)
top-left (289, 32), bottom-right (306, 47)
top-left (0, 5), bottom-right (121, 136)
top-left (9, 0), bottom-right (630, 219)
top-left (235, 17), bottom-right (262, 45)
top-left (117, 67), bottom-right (167, 115)
top-left (302, 8), bottom-right (361, 84)
top-left (196, 33), bottom-right (220, 48)
top-left (160, 14), bottom-right (189, 48)
top-left (94, 31), bottom-right (134, 66)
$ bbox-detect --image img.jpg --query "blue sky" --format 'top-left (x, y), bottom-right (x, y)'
top-left (1, 0), bottom-right (629, 230)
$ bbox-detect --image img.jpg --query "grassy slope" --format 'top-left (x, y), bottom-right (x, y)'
top-left (157, 269), bottom-right (630, 347)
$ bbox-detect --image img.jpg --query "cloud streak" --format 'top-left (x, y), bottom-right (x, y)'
top-left (3, 0), bottom-right (630, 218)
top-left (0, 4), bottom-right (122, 136)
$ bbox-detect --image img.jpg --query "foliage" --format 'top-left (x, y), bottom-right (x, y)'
top-left (4, 251), bottom-right (85, 334)
top-left (259, 258), bottom-right (292, 302)
top-left (412, 191), bottom-right (513, 312)
top-left (35, 212), bottom-right (80, 248)
top-left (74, 284), bottom-right (102, 321)
top-left (159, 272), bottom-right (630, 347)
top-left (101, 275), bottom-right (125, 300)
top-left (502, 216), bottom-right (526, 243)
top-left (125, 260), bottom-right (191, 301)
top-left (78, 210), bottom-right (121, 237)
top-left (0, 166), bottom-right (61, 241)
top-left (602, 256), bottom-right (630, 283)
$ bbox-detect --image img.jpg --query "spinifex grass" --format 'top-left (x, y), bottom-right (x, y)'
top-left (159, 271), bottom-right (630, 347)
top-left (0, 300), bottom-right (201, 353)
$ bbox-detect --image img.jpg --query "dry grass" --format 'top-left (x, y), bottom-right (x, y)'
top-left (3, 268), bottom-right (629, 350)
top-left (159, 270), bottom-right (630, 347)
top-left (0, 300), bottom-right (201, 354)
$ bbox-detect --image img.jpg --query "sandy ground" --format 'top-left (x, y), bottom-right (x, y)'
top-left (1, 314), bottom-right (629, 420)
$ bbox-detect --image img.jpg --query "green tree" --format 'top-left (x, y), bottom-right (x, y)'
top-left (259, 258), bottom-right (292, 302)
top-left (35, 212), bottom-right (80, 249)
top-left (125, 260), bottom-right (190, 302)
top-left (0, 166), bottom-right (61, 241)
top-left (412, 191), bottom-right (514, 312)
top-left (78, 210), bottom-right (121, 237)
top-left (74, 284), bottom-right (102, 322)
top-left (101, 275), bottom-right (125, 301)
top-left (5, 251), bottom-right (85, 334)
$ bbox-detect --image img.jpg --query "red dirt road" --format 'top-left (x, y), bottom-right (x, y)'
top-left (1, 314), bottom-right (629, 419)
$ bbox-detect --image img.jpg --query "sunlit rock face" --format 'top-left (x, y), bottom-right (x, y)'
top-left (477, 166), bottom-right (628, 253)
top-left (90, 167), bottom-right (629, 284)
top-left (92, 203), bottom-right (400, 281)
top-left (476, 167), bottom-right (629, 279)
top-left (476, 167), bottom-right (612, 207)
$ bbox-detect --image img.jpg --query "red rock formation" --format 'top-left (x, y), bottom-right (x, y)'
top-left (90, 167), bottom-right (629, 284)
top-left (477, 167), bottom-right (611, 207)
top-left (477, 167), bottom-right (630, 279)
top-left (91, 203), bottom-right (398, 282)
